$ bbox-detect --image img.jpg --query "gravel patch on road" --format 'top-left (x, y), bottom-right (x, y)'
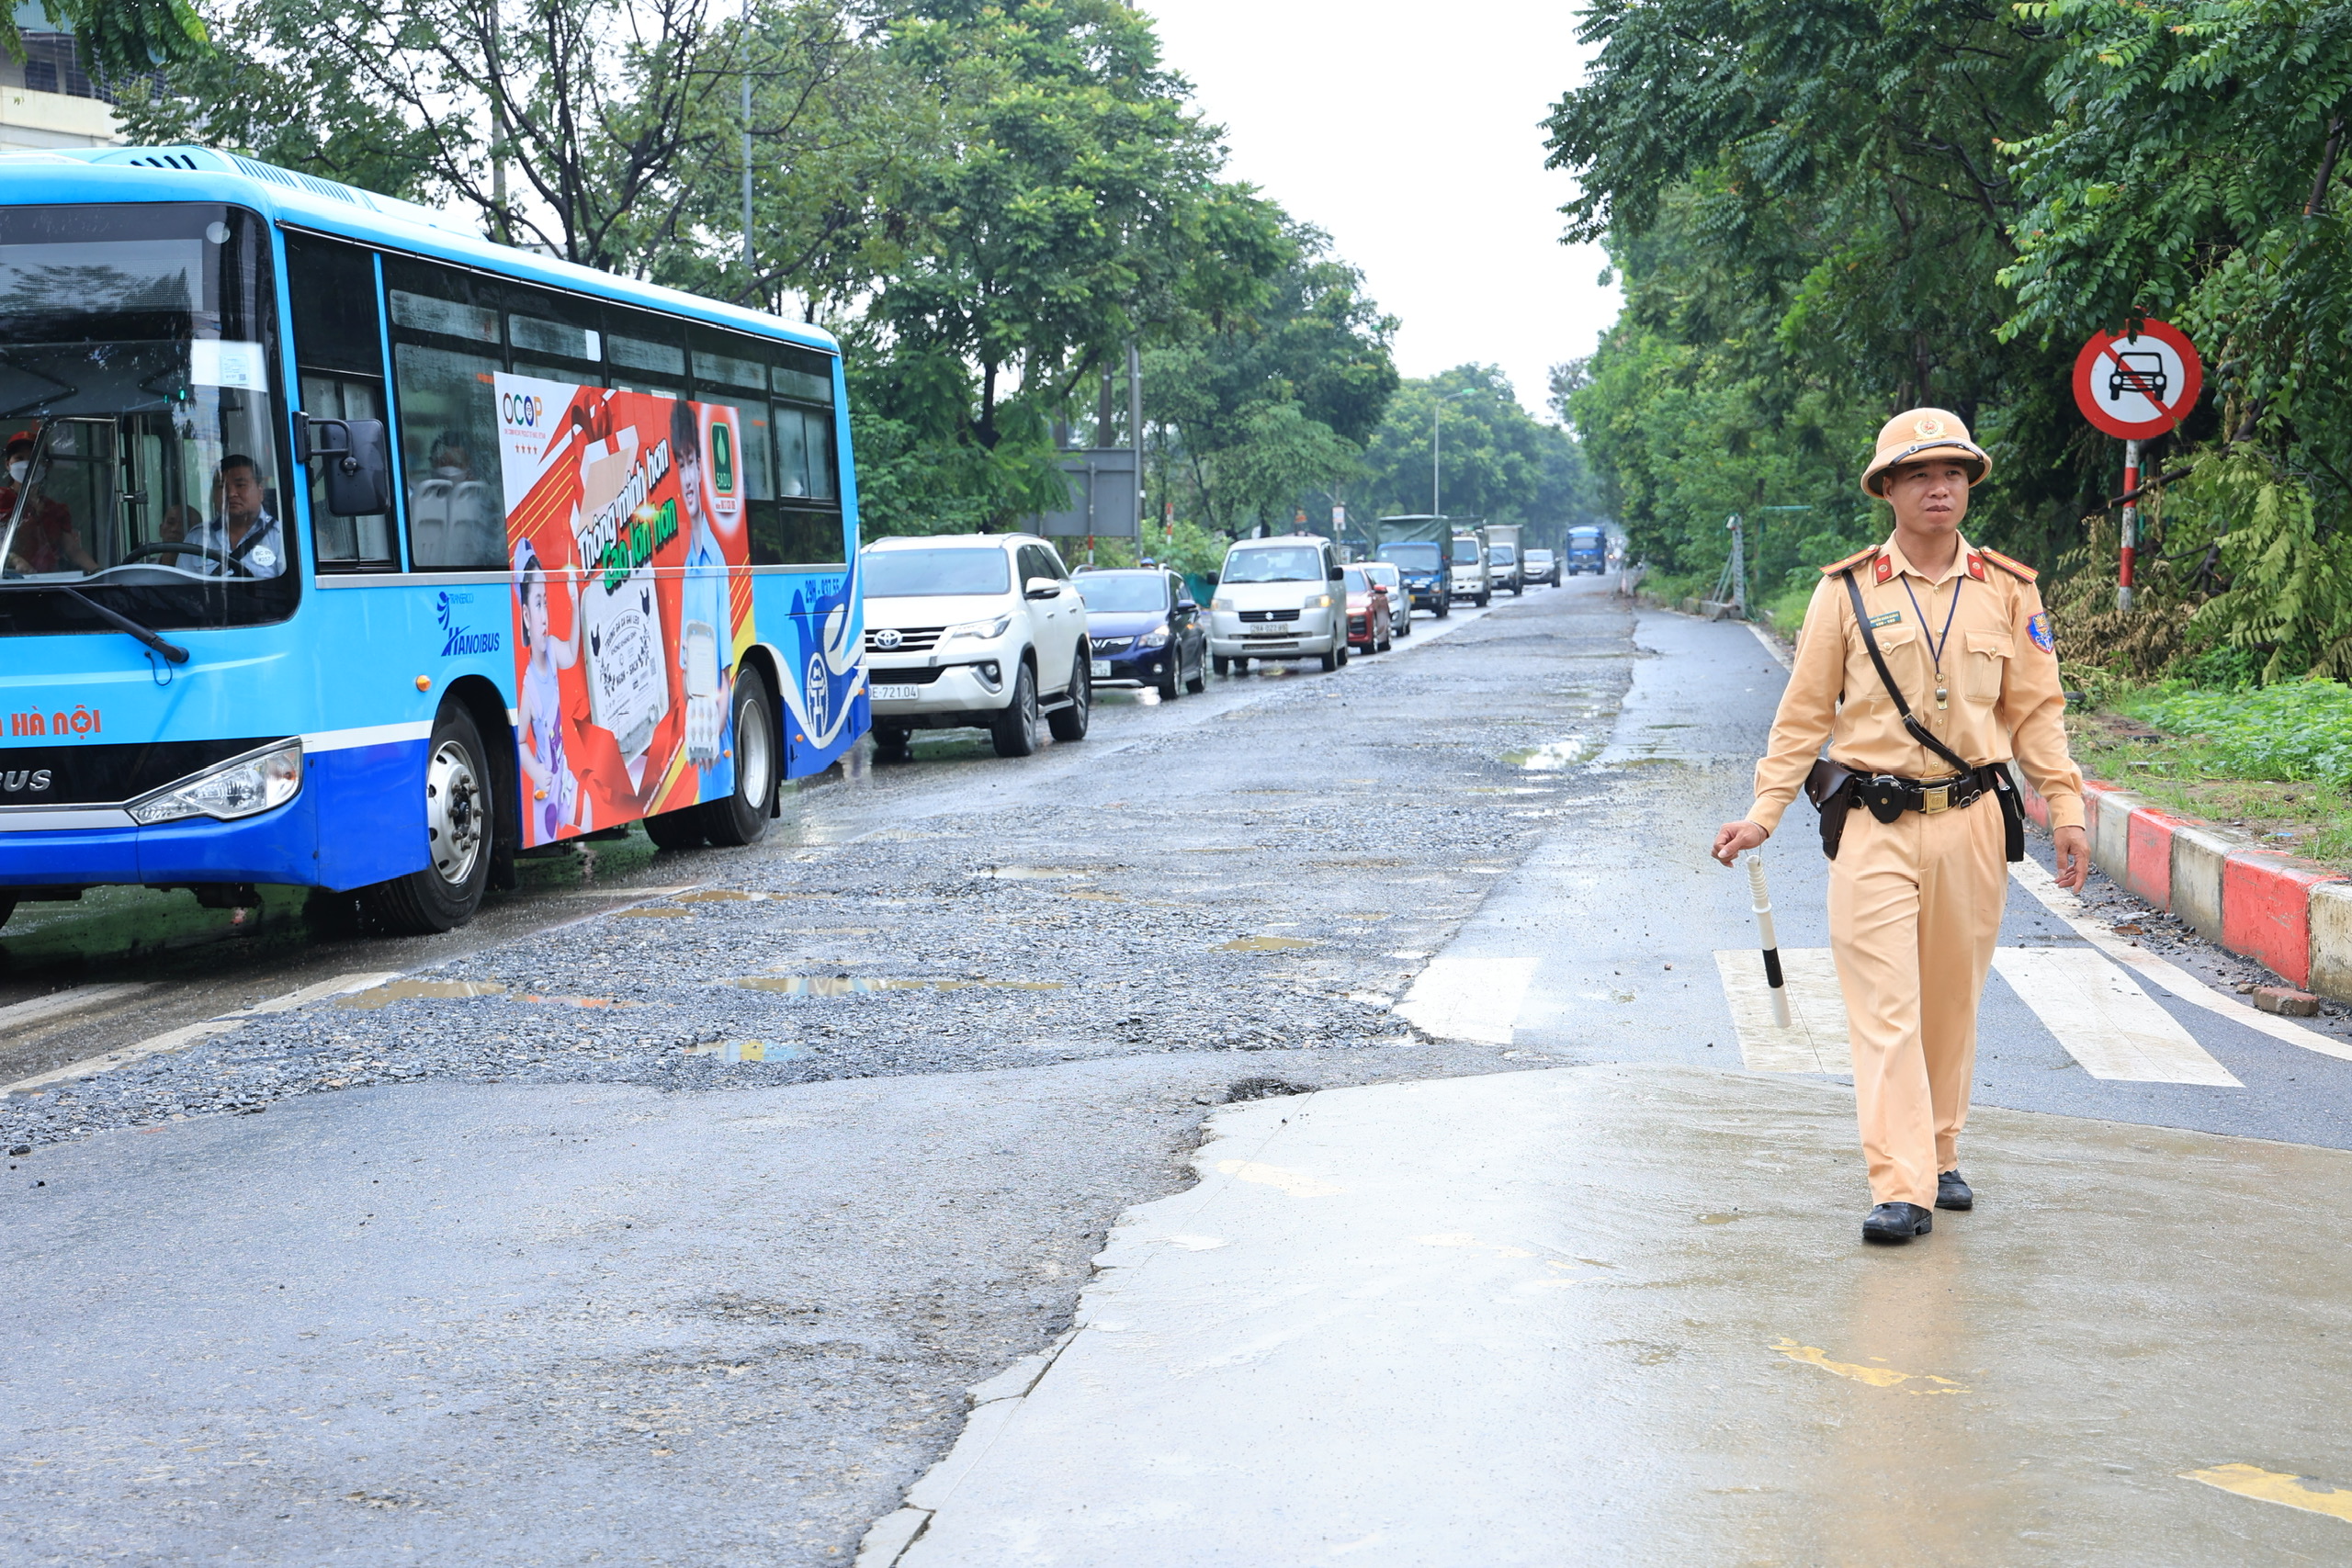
top-left (4, 594), bottom-right (1634, 1152)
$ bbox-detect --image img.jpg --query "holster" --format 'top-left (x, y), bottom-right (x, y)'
top-left (1804, 758), bottom-right (1857, 861)
top-left (1990, 761), bottom-right (2026, 863)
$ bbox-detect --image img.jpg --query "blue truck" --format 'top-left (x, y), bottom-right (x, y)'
top-left (1566, 525), bottom-right (1609, 576)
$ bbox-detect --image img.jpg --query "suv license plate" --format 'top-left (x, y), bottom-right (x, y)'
top-left (872, 683), bottom-right (921, 701)
top-left (1090, 660), bottom-right (1112, 679)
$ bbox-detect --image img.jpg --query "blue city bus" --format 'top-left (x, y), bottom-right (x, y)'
top-left (0, 147), bottom-right (867, 933)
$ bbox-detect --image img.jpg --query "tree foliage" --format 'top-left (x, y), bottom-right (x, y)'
top-left (1357, 367), bottom-right (1598, 544)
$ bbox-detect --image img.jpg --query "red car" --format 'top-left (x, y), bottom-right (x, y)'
top-left (1343, 566), bottom-right (1394, 654)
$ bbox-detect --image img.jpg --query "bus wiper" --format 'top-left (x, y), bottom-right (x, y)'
top-left (0, 580), bottom-right (189, 664)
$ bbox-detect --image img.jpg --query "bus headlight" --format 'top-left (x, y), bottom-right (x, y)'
top-left (130, 740), bottom-right (304, 825)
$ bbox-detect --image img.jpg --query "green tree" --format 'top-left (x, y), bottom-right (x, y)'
top-left (1544, 0), bottom-right (2096, 593)
top-left (1359, 366), bottom-right (1593, 543)
top-left (1144, 222), bottom-right (1398, 536)
top-left (5, 0), bottom-right (207, 80)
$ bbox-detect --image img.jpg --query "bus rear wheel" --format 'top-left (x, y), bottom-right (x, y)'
top-left (700, 664), bottom-right (778, 846)
top-left (363, 705), bottom-right (493, 935)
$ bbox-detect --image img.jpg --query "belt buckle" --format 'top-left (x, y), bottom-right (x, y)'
top-left (1920, 784), bottom-right (1951, 814)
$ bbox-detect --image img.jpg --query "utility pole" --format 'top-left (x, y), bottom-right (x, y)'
top-left (741, 0), bottom-right (755, 280)
top-left (2118, 438), bottom-right (2142, 612)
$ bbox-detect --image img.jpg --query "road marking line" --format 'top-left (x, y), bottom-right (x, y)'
top-left (0, 982), bottom-right (157, 1038)
top-left (2182, 1463), bottom-right (2352, 1524)
top-left (1991, 948), bottom-right (2241, 1085)
top-left (2009, 858), bottom-right (2352, 1063)
top-left (2, 970), bottom-right (400, 1094)
top-left (1396, 955), bottom-right (1536, 1044)
top-left (1714, 949), bottom-right (1850, 1073)
top-left (1745, 620), bottom-right (1793, 671)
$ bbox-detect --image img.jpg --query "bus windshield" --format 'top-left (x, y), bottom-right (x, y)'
top-left (0, 203), bottom-right (294, 637)
top-left (1376, 542), bottom-right (1441, 571)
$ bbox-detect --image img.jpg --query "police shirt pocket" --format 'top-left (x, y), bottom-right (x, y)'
top-left (1964, 631), bottom-right (2013, 702)
top-left (1854, 624), bottom-right (1917, 703)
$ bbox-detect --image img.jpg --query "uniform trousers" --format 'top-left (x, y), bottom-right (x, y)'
top-left (1826, 793), bottom-right (2007, 1208)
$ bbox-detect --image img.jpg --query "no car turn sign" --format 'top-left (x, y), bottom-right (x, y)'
top-left (2073, 320), bottom-right (2202, 439)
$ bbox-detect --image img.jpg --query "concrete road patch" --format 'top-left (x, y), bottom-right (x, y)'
top-left (882, 1065), bottom-right (2352, 1566)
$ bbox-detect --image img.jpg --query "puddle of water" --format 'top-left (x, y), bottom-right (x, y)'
top-left (612, 906), bottom-right (693, 919)
top-left (1318, 856), bottom-right (1405, 867)
top-left (336, 979), bottom-right (508, 1010)
top-left (1059, 891), bottom-right (1128, 903)
top-left (1219, 936), bottom-right (1317, 953)
top-left (673, 889), bottom-right (775, 903)
top-left (683, 1039), bottom-right (808, 1061)
top-left (1696, 1213), bottom-right (1742, 1225)
top-left (1502, 737), bottom-right (1589, 771)
top-left (522, 994), bottom-right (638, 1009)
top-left (968, 866), bottom-right (1099, 881)
top-left (730, 975), bottom-right (1064, 996)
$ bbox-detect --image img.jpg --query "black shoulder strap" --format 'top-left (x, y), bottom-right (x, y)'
top-left (1841, 569), bottom-right (1974, 777)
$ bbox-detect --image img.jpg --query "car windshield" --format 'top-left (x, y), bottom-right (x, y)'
top-left (863, 547), bottom-right (1011, 597)
top-left (1075, 572), bottom-right (1167, 613)
top-left (1342, 567), bottom-right (1369, 592)
top-left (0, 203), bottom-right (297, 638)
top-left (1363, 564), bottom-right (1399, 585)
top-left (1378, 542), bottom-right (1441, 571)
top-left (1221, 546), bottom-right (1322, 583)
top-left (1451, 537), bottom-right (1480, 563)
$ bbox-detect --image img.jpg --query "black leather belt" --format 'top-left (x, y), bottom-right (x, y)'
top-left (1849, 765), bottom-right (1997, 824)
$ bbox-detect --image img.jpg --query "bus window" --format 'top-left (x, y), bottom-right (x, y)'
top-left (803, 410), bottom-right (836, 501)
top-left (605, 309), bottom-right (685, 398)
top-left (286, 233), bottom-right (393, 569)
top-left (385, 259), bottom-right (504, 570)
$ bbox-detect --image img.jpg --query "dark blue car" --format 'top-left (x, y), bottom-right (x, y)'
top-left (1074, 568), bottom-right (1208, 700)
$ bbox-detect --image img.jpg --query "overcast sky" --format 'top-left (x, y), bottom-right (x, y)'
top-left (1147, 0), bottom-right (1620, 423)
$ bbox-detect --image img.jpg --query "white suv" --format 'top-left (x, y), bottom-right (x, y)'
top-left (1208, 534), bottom-right (1349, 674)
top-left (862, 534), bottom-right (1093, 758)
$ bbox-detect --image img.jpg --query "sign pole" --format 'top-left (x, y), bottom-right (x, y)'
top-left (2118, 437), bottom-right (2141, 612)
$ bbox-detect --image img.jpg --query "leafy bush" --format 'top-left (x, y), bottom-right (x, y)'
top-left (2132, 681), bottom-right (2352, 787)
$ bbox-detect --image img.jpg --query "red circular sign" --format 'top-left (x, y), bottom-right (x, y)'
top-left (2073, 320), bottom-right (2202, 439)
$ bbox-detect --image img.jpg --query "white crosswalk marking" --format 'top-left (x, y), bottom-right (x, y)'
top-left (1396, 956), bottom-right (1538, 1045)
top-left (1713, 950), bottom-right (1850, 1073)
top-left (1990, 948), bottom-right (2242, 1086)
top-left (1714, 944), bottom-right (2244, 1087)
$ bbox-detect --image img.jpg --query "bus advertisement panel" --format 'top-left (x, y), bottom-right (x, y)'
top-left (494, 375), bottom-right (752, 848)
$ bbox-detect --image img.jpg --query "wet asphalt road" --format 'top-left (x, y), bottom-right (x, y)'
top-left (2, 581), bottom-right (1619, 1565)
top-left (14, 575), bottom-right (2352, 1565)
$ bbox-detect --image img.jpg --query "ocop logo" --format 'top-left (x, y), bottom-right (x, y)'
top-left (502, 391), bottom-right (548, 428)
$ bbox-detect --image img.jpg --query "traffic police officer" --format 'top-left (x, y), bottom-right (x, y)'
top-left (1711, 409), bottom-right (2090, 1244)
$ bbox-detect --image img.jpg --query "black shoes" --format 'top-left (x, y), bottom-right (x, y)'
top-left (1862, 1202), bottom-right (1933, 1244)
top-left (1937, 1169), bottom-right (1973, 1211)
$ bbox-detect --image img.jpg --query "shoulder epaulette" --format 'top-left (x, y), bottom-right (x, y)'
top-left (1977, 547), bottom-right (2038, 583)
top-left (1818, 545), bottom-right (1880, 577)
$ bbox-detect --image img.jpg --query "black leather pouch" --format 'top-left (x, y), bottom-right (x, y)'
top-left (1804, 759), bottom-right (1856, 860)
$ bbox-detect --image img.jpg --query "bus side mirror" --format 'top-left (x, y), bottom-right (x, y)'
top-left (299, 415), bottom-right (392, 515)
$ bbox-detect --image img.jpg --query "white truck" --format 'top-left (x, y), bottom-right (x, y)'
top-left (1485, 523), bottom-right (1524, 596)
top-left (1448, 529), bottom-right (1491, 607)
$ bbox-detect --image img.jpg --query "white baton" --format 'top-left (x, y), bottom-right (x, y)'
top-left (1746, 854), bottom-right (1791, 1027)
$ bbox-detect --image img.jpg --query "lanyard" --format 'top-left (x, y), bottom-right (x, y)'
top-left (1898, 573), bottom-right (1963, 710)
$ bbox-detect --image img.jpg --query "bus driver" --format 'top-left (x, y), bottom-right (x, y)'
top-left (188, 454), bottom-right (286, 577)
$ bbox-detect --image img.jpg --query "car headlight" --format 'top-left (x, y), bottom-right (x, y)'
top-left (130, 740), bottom-right (303, 825)
top-left (944, 615), bottom-right (1011, 643)
top-left (1211, 595), bottom-right (1235, 612)
top-left (1139, 623), bottom-right (1170, 648)
top-left (1306, 593), bottom-right (1332, 610)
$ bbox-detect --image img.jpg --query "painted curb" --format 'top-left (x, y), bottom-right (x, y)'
top-left (2071, 779), bottom-right (2351, 1002)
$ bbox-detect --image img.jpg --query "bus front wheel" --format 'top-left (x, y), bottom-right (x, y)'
top-left (364, 705), bottom-right (494, 935)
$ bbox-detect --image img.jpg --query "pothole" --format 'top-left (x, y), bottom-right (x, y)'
top-left (1502, 736), bottom-right (1589, 771)
top-left (1218, 936), bottom-right (1317, 953)
top-left (1227, 1077), bottom-right (1315, 1101)
top-left (682, 1040), bottom-right (808, 1061)
top-left (729, 976), bottom-right (1064, 996)
top-left (335, 979), bottom-right (507, 1010)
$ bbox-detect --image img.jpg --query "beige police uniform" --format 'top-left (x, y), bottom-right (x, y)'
top-left (1745, 530), bottom-right (2084, 1210)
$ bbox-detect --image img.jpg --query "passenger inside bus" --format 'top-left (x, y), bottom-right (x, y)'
top-left (1, 429), bottom-right (99, 575)
top-left (413, 430), bottom-right (499, 569)
top-left (186, 455), bottom-right (287, 576)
